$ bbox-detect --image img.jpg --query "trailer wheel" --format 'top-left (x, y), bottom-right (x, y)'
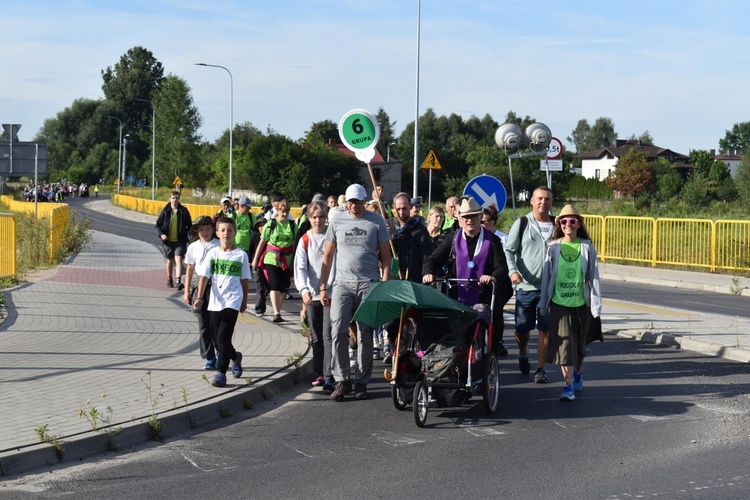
top-left (391, 385), bottom-right (408, 411)
top-left (413, 381), bottom-right (428, 427)
top-left (482, 352), bottom-right (500, 414)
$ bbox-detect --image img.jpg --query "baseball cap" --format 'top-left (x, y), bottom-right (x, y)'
top-left (411, 197), bottom-right (422, 207)
top-left (220, 197), bottom-right (231, 204)
top-left (311, 193), bottom-right (326, 203)
top-left (345, 184), bottom-right (366, 201)
top-left (238, 196), bottom-right (251, 206)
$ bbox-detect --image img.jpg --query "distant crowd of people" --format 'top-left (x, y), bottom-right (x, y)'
top-left (22, 178), bottom-right (102, 202)
top-left (158, 183), bottom-right (601, 401)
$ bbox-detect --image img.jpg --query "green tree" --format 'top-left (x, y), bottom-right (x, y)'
top-left (719, 122), bottom-right (750, 153)
top-left (735, 154), bottom-right (750, 207)
top-left (605, 148), bottom-right (653, 198)
top-left (651, 157), bottom-right (684, 201)
top-left (303, 119), bottom-right (338, 145)
top-left (374, 107), bottom-right (397, 157)
top-left (35, 98), bottom-right (122, 182)
top-left (680, 173), bottom-right (709, 207)
top-left (567, 117), bottom-right (617, 153)
top-left (152, 74), bottom-right (203, 188)
top-left (101, 46), bottom-right (165, 166)
top-left (689, 149), bottom-right (716, 177)
top-left (626, 130), bottom-right (654, 144)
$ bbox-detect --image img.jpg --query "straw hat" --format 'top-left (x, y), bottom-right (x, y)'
top-left (555, 204), bottom-right (582, 224)
top-left (458, 196), bottom-right (483, 216)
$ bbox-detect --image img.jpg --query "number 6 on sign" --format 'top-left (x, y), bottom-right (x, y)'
top-left (339, 109), bottom-right (381, 163)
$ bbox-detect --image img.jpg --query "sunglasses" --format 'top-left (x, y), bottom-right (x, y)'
top-left (559, 218), bottom-right (580, 227)
top-left (461, 214), bottom-right (479, 220)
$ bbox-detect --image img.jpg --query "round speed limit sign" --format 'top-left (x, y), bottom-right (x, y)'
top-left (547, 137), bottom-right (563, 160)
top-left (339, 109), bottom-right (380, 162)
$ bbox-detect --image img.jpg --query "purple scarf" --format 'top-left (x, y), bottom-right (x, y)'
top-left (454, 227), bottom-right (491, 304)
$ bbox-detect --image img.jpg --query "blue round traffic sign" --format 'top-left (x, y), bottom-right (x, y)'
top-left (463, 175), bottom-right (507, 213)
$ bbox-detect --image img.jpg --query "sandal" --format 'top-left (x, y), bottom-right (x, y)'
top-left (311, 376), bottom-right (325, 387)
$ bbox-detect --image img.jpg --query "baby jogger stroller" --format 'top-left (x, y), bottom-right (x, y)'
top-left (353, 279), bottom-right (500, 427)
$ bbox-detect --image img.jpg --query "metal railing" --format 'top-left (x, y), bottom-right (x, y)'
top-left (0, 195), bottom-right (70, 264)
top-left (583, 214), bottom-right (750, 272)
top-left (0, 213), bottom-right (16, 279)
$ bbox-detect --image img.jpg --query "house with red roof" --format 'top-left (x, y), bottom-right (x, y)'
top-left (578, 139), bottom-right (690, 180)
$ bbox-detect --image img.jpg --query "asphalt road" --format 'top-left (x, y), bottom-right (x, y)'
top-left (2, 196), bottom-right (749, 497)
top-left (3, 337), bottom-right (749, 498)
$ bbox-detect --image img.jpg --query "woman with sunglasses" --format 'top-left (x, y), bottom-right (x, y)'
top-left (539, 204), bottom-right (602, 401)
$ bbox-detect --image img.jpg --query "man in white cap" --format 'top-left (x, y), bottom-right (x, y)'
top-left (213, 196), bottom-right (236, 223)
top-left (319, 183), bottom-right (392, 401)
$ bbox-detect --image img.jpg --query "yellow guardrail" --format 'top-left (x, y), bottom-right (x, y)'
top-left (0, 213), bottom-right (17, 279)
top-left (111, 196), bottom-right (750, 273)
top-left (112, 194), bottom-right (301, 219)
top-left (0, 195), bottom-right (70, 264)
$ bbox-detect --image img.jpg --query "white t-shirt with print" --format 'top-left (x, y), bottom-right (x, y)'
top-left (197, 246), bottom-right (251, 312)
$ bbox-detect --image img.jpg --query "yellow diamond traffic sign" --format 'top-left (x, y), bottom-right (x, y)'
top-left (421, 150), bottom-right (442, 170)
top-left (173, 176), bottom-right (183, 186)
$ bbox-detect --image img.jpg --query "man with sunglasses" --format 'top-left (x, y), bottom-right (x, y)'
top-left (423, 197), bottom-right (510, 356)
top-left (504, 186), bottom-right (556, 382)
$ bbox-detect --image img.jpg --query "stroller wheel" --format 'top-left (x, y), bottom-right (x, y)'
top-left (392, 385), bottom-right (408, 411)
top-left (482, 352), bottom-right (500, 414)
top-left (413, 380), bottom-right (429, 427)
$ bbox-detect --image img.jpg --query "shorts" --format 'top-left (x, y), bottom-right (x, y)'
top-left (514, 289), bottom-right (549, 334)
top-left (162, 241), bottom-right (186, 260)
top-left (265, 264), bottom-right (291, 291)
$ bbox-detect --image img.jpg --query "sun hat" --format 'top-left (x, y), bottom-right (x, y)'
top-left (238, 196), bottom-right (251, 206)
top-left (345, 183), bottom-right (367, 201)
top-left (220, 197), bottom-right (231, 204)
top-left (191, 215), bottom-right (214, 229)
top-left (555, 204), bottom-right (582, 224)
top-left (457, 196), bottom-right (483, 217)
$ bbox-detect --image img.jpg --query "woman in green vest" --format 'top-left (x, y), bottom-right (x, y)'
top-left (539, 205), bottom-right (602, 402)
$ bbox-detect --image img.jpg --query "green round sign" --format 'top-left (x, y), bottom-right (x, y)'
top-left (339, 109), bottom-right (380, 151)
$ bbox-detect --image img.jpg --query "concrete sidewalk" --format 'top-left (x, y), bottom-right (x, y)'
top-left (1, 198), bottom-right (748, 476)
top-left (0, 226), bottom-right (311, 476)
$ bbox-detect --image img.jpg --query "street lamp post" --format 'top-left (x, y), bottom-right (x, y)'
top-left (413, 0), bottom-right (421, 199)
top-left (122, 134), bottom-right (130, 183)
top-left (106, 116), bottom-right (123, 194)
top-left (196, 62), bottom-right (233, 197)
top-left (136, 98), bottom-right (156, 200)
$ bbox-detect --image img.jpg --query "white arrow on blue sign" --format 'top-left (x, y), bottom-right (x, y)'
top-left (463, 175), bottom-right (507, 213)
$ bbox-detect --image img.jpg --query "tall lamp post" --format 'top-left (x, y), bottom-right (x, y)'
top-left (413, 0), bottom-right (421, 199)
top-left (106, 116), bottom-right (123, 194)
top-left (196, 62), bottom-right (233, 197)
top-left (136, 98), bottom-right (156, 200)
top-left (122, 134), bottom-right (130, 184)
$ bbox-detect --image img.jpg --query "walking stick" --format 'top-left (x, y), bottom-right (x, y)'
top-left (383, 306), bottom-right (405, 382)
top-left (366, 162), bottom-right (403, 280)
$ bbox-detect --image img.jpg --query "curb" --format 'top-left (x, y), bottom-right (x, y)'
top-left (600, 273), bottom-right (750, 297)
top-left (610, 329), bottom-right (750, 363)
top-left (0, 358), bottom-right (313, 477)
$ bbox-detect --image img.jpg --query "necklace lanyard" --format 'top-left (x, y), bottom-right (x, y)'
top-left (199, 241), bottom-right (213, 265)
top-left (462, 229), bottom-right (484, 269)
top-left (310, 232), bottom-right (326, 255)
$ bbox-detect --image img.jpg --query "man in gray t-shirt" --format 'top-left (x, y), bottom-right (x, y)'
top-left (319, 183), bottom-right (392, 402)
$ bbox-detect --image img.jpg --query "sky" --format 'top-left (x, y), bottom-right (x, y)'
top-left (3, 0), bottom-right (750, 156)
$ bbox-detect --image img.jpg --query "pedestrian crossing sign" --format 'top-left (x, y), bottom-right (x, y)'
top-left (421, 150), bottom-right (442, 170)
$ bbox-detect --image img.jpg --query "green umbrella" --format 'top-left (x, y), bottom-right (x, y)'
top-left (353, 280), bottom-right (477, 329)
